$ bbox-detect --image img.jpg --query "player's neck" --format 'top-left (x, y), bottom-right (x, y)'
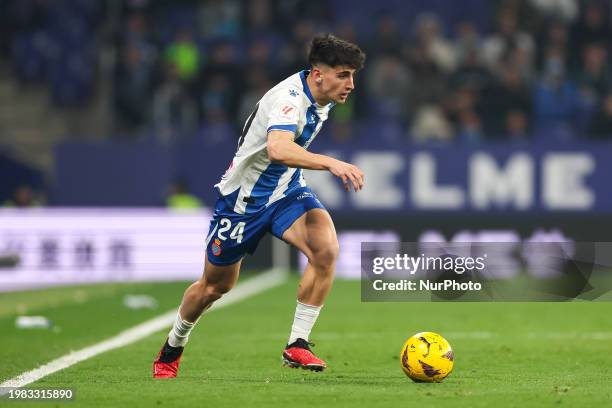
top-left (306, 74), bottom-right (331, 106)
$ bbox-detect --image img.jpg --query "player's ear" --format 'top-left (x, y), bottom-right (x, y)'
top-left (311, 66), bottom-right (324, 84)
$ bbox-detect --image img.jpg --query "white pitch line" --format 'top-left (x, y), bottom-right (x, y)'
top-left (0, 268), bottom-right (288, 392)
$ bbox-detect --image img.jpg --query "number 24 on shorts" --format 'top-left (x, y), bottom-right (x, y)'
top-left (217, 218), bottom-right (246, 243)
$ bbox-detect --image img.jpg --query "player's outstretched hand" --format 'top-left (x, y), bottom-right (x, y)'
top-left (328, 159), bottom-right (365, 192)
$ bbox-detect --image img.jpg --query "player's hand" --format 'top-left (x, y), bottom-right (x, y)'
top-left (328, 159), bottom-right (365, 192)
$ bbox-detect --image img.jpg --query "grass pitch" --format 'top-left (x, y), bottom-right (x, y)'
top-left (1, 275), bottom-right (611, 407)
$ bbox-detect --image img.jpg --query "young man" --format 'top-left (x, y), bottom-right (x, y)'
top-left (153, 34), bottom-right (366, 377)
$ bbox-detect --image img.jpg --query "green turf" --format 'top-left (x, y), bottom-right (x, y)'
top-left (0, 281), bottom-right (190, 381)
top-left (1, 276), bottom-right (612, 407)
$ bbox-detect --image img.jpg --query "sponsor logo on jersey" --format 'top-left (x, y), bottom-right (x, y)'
top-left (279, 104), bottom-right (297, 120)
top-left (289, 89), bottom-right (299, 97)
top-left (297, 192), bottom-right (314, 200)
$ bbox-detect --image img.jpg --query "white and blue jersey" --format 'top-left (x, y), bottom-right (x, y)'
top-left (215, 70), bottom-right (334, 215)
top-left (205, 70), bottom-right (331, 266)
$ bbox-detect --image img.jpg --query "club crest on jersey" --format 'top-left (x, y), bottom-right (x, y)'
top-left (289, 89), bottom-right (299, 97)
top-left (279, 104), bottom-right (297, 120)
top-left (212, 238), bottom-right (222, 256)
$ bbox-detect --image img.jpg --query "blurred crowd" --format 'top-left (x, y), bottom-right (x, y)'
top-left (3, 0), bottom-right (612, 145)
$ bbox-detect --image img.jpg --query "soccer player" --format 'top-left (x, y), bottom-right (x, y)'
top-left (153, 34), bottom-right (366, 377)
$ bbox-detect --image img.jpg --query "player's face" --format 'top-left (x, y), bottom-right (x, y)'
top-left (318, 65), bottom-right (356, 104)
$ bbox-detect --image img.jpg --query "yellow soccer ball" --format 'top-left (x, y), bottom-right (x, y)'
top-left (400, 332), bottom-right (454, 382)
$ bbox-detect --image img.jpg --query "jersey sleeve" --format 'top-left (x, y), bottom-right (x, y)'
top-left (266, 90), bottom-right (300, 135)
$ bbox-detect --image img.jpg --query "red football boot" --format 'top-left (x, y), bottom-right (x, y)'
top-left (282, 338), bottom-right (327, 372)
top-left (153, 339), bottom-right (184, 378)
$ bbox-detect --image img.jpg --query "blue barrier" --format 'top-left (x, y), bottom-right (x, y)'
top-left (54, 139), bottom-right (612, 212)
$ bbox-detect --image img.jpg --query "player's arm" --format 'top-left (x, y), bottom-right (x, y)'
top-left (267, 130), bottom-right (364, 192)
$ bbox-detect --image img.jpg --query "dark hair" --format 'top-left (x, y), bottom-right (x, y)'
top-left (307, 34), bottom-right (366, 70)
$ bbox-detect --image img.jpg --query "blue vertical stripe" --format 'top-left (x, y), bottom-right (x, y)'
top-left (295, 105), bottom-right (319, 147)
top-left (285, 168), bottom-right (302, 193)
top-left (245, 163), bottom-right (288, 213)
top-left (215, 186), bottom-right (240, 211)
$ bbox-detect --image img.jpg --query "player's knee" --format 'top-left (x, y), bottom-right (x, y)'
top-left (201, 281), bottom-right (233, 303)
top-left (310, 239), bottom-right (339, 270)
top-left (208, 282), bottom-right (233, 299)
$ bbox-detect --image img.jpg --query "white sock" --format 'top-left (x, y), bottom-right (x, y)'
top-left (168, 312), bottom-right (196, 348)
top-left (288, 301), bottom-right (322, 345)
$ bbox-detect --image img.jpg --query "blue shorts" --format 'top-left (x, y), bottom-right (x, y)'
top-left (205, 187), bottom-right (325, 266)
